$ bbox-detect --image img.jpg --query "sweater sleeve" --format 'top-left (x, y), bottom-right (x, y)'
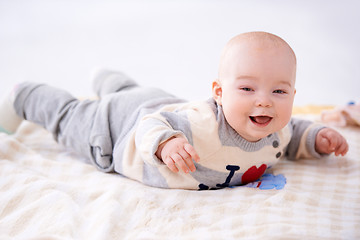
top-left (134, 108), bottom-right (193, 166)
top-left (286, 118), bottom-right (326, 160)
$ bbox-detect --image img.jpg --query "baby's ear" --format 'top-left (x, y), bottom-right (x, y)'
top-left (212, 80), bottom-right (223, 105)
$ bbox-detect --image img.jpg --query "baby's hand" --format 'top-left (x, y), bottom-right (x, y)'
top-left (315, 128), bottom-right (349, 156)
top-left (156, 137), bottom-right (200, 173)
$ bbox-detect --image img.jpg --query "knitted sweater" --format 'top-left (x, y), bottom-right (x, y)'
top-left (115, 99), bottom-right (323, 190)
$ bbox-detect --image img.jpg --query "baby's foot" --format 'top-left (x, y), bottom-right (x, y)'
top-left (0, 85), bottom-right (23, 134)
top-left (91, 68), bottom-right (137, 97)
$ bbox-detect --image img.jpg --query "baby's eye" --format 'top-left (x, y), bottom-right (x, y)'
top-left (273, 89), bottom-right (286, 94)
top-left (240, 87), bottom-right (253, 92)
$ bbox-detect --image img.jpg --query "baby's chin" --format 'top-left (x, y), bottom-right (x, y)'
top-left (233, 121), bottom-right (288, 142)
top-left (241, 128), bottom-right (281, 142)
top-left (244, 134), bottom-right (271, 142)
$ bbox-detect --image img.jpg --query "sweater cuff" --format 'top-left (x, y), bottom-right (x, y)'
top-left (306, 125), bottom-right (329, 158)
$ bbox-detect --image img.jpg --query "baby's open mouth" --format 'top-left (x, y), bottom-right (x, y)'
top-left (249, 116), bottom-right (273, 126)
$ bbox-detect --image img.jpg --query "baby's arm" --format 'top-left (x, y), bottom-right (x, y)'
top-left (156, 136), bottom-right (200, 173)
top-left (315, 128), bottom-right (349, 156)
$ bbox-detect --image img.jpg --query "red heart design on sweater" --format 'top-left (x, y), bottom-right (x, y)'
top-left (241, 164), bottom-right (267, 184)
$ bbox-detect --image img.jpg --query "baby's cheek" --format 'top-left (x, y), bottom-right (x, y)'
top-left (278, 105), bottom-right (292, 124)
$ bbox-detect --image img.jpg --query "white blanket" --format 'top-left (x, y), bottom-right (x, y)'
top-left (0, 117), bottom-right (359, 239)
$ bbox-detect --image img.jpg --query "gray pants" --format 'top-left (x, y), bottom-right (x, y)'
top-left (13, 71), bottom-right (177, 172)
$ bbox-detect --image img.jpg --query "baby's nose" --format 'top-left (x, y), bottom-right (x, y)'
top-left (255, 94), bottom-right (272, 107)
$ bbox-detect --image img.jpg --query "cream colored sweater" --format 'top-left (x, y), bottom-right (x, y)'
top-left (116, 99), bottom-right (323, 190)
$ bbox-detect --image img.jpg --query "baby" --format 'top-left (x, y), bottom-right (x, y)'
top-left (0, 31), bottom-right (348, 190)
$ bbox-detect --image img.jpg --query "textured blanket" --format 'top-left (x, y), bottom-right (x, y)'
top-left (0, 114), bottom-right (359, 239)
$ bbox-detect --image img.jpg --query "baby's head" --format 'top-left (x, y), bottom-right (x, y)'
top-left (213, 31), bottom-right (297, 142)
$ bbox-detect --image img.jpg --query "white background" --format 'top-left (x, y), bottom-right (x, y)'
top-left (1, 0), bottom-right (359, 105)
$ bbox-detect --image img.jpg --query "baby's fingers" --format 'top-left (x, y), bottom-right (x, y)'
top-left (335, 139), bottom-right (349, 156)
top-left (316, 128), bottom-right (349, 156)
top-left (330, 138), bottom-right (339, 152)
top-left (171, 153), bottom-right (192, 173)
top-left (177, 148), bottom-right (196, 172)
top-left (184, 143), bottom-right (200, 163)
top-left (163, 156), bottom-right (179, 173)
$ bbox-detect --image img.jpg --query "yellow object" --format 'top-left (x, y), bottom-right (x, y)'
top-left (292, 105), bottom-right (334, 115)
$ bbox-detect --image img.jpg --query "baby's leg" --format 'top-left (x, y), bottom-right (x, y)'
top-left (91, 69), bottom-right (138, 98)
top-left (13, 82), bottom-right (98, 162)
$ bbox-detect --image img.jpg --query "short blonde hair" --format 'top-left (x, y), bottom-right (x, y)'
top-left (218, 31), bottom-right (296, 80)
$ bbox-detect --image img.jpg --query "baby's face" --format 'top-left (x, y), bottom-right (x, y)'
top-left (214, 40), bottom-right (296, 142)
